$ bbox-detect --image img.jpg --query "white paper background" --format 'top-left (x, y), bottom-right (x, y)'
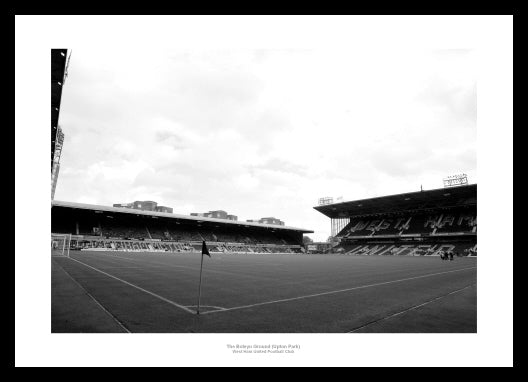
top-left (15, 15), bottom-right (513, 367)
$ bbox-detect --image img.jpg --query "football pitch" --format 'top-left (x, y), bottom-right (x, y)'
top-left (52, 251), bottom-right (477, 333)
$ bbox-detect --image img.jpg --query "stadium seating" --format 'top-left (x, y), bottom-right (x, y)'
top-left (400, 214), bottom-right (431, 235)
top-left (328, 241), bottom-right (476, 256)
top-left (145, 219), bottom-right (171, 240)
top-left (101, 222), bottom-right (149, 240)
top-left (337, 209), bottom-right (476, 239)
top-left (434, 213), bottom-right (476, 234)
top-left (78, 215), bottom-right (103, 236)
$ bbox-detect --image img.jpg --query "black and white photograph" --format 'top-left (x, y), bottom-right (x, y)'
top-left (16, 15), bottom-right (513, 367)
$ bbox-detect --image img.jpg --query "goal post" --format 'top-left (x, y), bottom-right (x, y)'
top-left (51, 233), bottom-right (72, 257)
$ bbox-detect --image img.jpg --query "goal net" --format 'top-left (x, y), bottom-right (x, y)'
top-left (51, 233), bottom-right (72, 257)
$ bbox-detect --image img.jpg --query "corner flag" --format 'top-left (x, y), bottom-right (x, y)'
top-left (202, 240), bottom-right (211, 257)
top-left (197, 241), bottom-right (210, 315)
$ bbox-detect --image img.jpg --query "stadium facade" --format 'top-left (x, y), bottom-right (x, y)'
top-left (314, 184), bottom-right (477, 256)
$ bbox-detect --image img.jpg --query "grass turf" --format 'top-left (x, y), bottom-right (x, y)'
top-left (51, 251), bottom-right (476, 333)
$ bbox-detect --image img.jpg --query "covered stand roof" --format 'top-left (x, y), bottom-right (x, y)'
top-left (314, 184), bottom-right (476, 219)
top-left (52, 200), bottom-right (313, 233)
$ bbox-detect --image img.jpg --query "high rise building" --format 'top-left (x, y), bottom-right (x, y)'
top-left (247, 217), bottom-right (285, 226)
top-left (51, 126), bottom-right (64, 200)
top-left (190, 210), bottom-right (238, 221)
top-left (113, 201), bottom-right (173, 213)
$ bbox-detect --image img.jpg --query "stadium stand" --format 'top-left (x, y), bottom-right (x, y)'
top-left (315, 184), bottom-right (477, 256)
top-left (52, 200), bottom-right (311, 254)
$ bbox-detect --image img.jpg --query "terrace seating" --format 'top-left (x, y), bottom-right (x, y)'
top-left (336, 209), bottom-right (477, 239)
top-left (340, 217), bottom-right (408, 238)
top-left (372, 217), bottom-right (409, 236)
top-left (78, 222), bottom-right (102, 236)
top-left (331, 242), bottom-right (476, 256)
top-left (434, 213), bottom-right (476, 234)
top-left (145, 220), bottom-right (171, 240)
top-left (402, 215), bottom-right (433, 235)
top-left (101, 223), bottom-right (149, 240)
top-left (166, 228), bottom-right (193, 242)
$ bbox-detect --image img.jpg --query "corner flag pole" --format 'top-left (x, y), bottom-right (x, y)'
top-left (197, 250), bottom-right (205, 315)
top-left (197, 241), bottom-right (210, 315)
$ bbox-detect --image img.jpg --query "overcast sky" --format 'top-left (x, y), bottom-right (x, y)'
top-left (55, 48), bottom-right (476, 241)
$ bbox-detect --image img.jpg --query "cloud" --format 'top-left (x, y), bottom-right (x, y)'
top-left (56, 49), bottom-right (477, 241)
top-left (417, 79), bottom-right (477, 125)
top-left (250, 158), bottom-right (308, 176)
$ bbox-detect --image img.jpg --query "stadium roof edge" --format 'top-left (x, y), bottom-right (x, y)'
top-left (52, 200), bottom-right (313, 233)
top-left (314, 184), bottom-right (477, 219)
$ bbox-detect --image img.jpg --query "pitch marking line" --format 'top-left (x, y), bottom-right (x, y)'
top-left (201, 266), bottom-right (477, 315)
top-left (185, 305), bottom-right (228, 311)
top-left (66, 257), bottom-right (196, 315)
top-left (93, 266), bottom-right (148, 270)
top-left (347, 283), bottom-right (477, 333)
top-left (52, 259), bottom-right (131, 333)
